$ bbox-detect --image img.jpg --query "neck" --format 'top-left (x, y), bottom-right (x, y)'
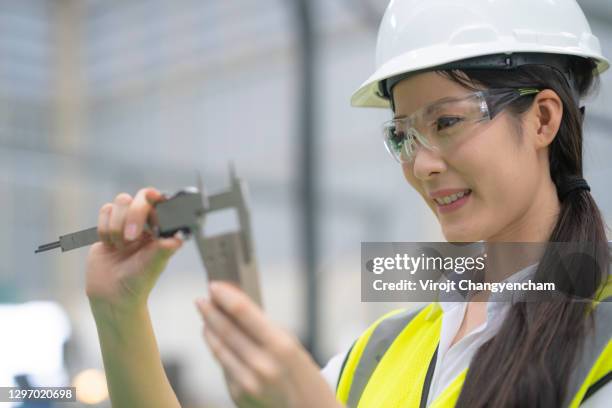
top-left (483, 176), bottom-right (560, 281)
top-left (488, 179), bottom-right (560, 243)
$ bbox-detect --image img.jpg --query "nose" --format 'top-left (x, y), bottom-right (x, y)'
top-left (410, 145), bottom-right (447, 181)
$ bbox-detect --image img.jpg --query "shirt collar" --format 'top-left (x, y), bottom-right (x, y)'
top-left (427, 261), bottom-right (540, 322)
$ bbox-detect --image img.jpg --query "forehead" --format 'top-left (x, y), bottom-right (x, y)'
top-left (392, 71), bottom-right (474, 117)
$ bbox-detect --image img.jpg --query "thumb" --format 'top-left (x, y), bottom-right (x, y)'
top-left (137, 236), bottom-right (184, 266)
top-left (153, 236), bottom-right (184, 259)
top-left (156, 236), bottom-right (184, 252)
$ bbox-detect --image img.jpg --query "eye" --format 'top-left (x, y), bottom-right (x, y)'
top-left (390, 128), bottom-right (406, 150)
top-left (436, 116), bottom-right (463, 131)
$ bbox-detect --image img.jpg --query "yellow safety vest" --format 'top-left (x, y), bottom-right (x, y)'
top-left (336, 280), bottom-right (612, 408)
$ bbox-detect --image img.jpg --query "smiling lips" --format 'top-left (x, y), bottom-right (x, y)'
top-left (429, 188), bottom-right (472, 212)
top-left (429, 188), bottom-right (472, 205)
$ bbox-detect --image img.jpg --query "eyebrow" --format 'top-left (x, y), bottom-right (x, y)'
top-left (393, 95), bottom-right (464, 120)
top-left (393, 104), bottom-right (440, 120)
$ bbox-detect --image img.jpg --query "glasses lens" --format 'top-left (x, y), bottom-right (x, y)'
top-left (383, 96), bottom-right (484, 162)
top-left (427, 95), bottom-right (482, 131)
top-left (417, 94), bottom-right (485, 150)
top-left (383, 121), bottom-right (418, 163)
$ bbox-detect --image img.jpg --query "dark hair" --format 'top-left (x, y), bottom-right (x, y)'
top-left (428, 58), bottom-right (610, 406)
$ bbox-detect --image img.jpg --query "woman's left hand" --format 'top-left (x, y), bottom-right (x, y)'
top-left (195, 281), bottom-right (343, 408)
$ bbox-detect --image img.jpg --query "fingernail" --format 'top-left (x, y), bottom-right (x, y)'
top-left (209, 281), bottom-right (221, 294)
top-left (124, 223), bottom-right (138, 241)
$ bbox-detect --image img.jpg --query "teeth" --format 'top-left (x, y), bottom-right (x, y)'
top-left (435, 190), bottom-right (470, 205)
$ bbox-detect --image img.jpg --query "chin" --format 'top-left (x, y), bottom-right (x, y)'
top-left (441, 226), bottom-right (480, 243)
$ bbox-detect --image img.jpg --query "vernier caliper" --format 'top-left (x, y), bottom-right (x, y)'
top-left (35, 167), bottom-right (262, 306)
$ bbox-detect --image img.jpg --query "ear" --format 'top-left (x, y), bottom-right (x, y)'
top-left (524, 89), bottom-right (563, 149)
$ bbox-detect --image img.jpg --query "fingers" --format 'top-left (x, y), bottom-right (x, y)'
top-left (196, 290), bottom-right (340, 408)
top-left (97, 203), bottom-right (113, 246)
top-left (96, 187), bottom-right (167, 251)
top-left (196, 299), bottom-right (279, 383)
top-left (202, 325), bottom-right (261, 396)
top-left (108, 193), bottom-right (133, 249)
top-left (124, 187), bottom-right (164, 242)
top-left (208, 282), bottom-right (282, 346)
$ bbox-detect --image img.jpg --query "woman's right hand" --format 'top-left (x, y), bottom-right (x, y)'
top-left (86, 187), bottom-right (183, 311)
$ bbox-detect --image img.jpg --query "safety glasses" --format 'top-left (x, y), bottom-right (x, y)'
top-left (382, 88), bottom-right (540, 163)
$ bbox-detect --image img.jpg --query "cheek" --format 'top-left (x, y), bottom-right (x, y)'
top-left (401, 163), bottom-right (415, 186)
top-left (465, 127), bottom-right (535, 213)
top-left (401, 163), bottom-right (430, 201)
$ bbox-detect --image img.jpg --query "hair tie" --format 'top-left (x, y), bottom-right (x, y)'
top-left (558, 177), bottom-right (590, 201)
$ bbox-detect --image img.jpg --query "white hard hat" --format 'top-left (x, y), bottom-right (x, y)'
top-left (352, 0), bottom-right (610, 108)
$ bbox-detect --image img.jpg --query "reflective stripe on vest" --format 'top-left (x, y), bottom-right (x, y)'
top-left (337, 303), bottom-right (444, 407)
top-left (337, 300), bottom-right (612, 408)
top-left (567, 301), bottom-right (612, 407)
top-left (341, 307), bottom-right (426, 407)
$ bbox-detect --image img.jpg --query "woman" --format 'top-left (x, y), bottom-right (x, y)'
top-left (85, 0), bottom-right (611, 406)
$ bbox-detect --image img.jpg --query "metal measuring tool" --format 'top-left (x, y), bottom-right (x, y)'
top-left (34, 166), bottom-right (262, 306)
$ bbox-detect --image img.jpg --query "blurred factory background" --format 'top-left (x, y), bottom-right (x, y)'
top-left (0, 0), bottom-right (611, 407)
